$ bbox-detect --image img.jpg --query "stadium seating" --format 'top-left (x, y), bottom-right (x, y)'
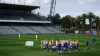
top-left (28, 26), bottom-right (55, 34)
top-left (0, 14), bottom-right (11, 20)
top-left (54, 26), bottom-right (61, 30)
top-left (0, 13), bottom-right (64, 34)
top-left (0, 13), bottom-right (47, 21)
top-left (11, 26), bottom-right (38, 34)
top-left (44, 26), bottom-right (64, 33)
top-left (0, 3), bottom-right (64, 34)
top-left (0, 25), bottom-right (64, 34)
top-left (0, 26), bottom-right (20, 34)
top-left (0, 11), bottom-right (64, 34)
top-left (10, 15), bottom-right (21, 20)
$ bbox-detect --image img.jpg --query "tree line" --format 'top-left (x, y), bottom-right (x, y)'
top-left (47, 12), bottom-right (100, 31)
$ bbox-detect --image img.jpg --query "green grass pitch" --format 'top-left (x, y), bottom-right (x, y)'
top-left (0, 34), bottom-right (100, 56)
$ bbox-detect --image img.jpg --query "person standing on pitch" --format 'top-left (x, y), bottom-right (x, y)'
top-left (57, 40), bottom-right (62, 56)
top-left (63, 41), bottom-right (68, 51)
top-left (92, 37), bottom-right (96, 46)
top-left (85, 40), bottom-right (89, 49)
top-left (92, 37), bottom-right (96, 49)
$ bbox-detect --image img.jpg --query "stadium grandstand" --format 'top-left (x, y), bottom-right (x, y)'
top-left (0, 3), bottom-right (64, 34)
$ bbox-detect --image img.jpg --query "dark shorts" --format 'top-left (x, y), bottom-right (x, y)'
top-left (51, 48), bottom-right (54, 50)
top-left (45, 44), bottom-right (48, 48)
top-left (64, 46), bottom-right (68, 48)
top-left (86, 44), bottom-right (88, 47)
top-left (58, 47), bottom-right (61, 51)
top-left (93, 41), bottom-right (95, 43)
top-left (73, 46), bottom-right (76, 49)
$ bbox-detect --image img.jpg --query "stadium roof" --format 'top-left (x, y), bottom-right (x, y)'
top-left (0, 20), bottom-right (51, 23)
top-left (0, 3), bottom-right (40, 10)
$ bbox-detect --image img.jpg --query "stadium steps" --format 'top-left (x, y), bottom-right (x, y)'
top-left (53, 26), bottom-right (61, 31)
top-left (9, 26), bottom-right (23, 34)
top-left (44, 26), bottom-right (64, 34)
top-left (42, 26), bottom-right (56, 33)
top-left (28, 26), bottom-right (54, 34)
top-left (0, 25), bottom-right (20, 34)
top-left (26, 26), bottom-right (41, 34)
top-left (52, 26), bottom-right (64, 33)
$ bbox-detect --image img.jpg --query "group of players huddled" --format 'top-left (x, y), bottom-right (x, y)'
top-left (41, 37), bottom-right (96, 55)
top-left (41, 39), bottom-right (79, 54)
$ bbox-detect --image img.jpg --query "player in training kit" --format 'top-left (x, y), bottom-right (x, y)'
top-left (49, 40), bottom-right (52, 51)
top-left (56, 40), bottom-right (58, 51)
top-left (41, 39), bottom-right (79, 52)
top-left (76, 40), bottom-right (79, 51)
top-left (86, 40), bottom-right (89, 49)
top-left (45, 40), bottom-right (49, 51)
top-left (68, 40), bottom-right (70, 46)
top-left (70, 40), bottom-right (73, 51)
top-left (63, 41), bottom-right (68, 51)
top-left (61, 40), bottom-right (64, 51)
top-left (51, 40), bottom-right (55, 51)
top-left (92, 37), bottom-right (96, 45)
top-left (92, 38), bottom-right (96, 49)
top-left (57, 41), bottom-right (62, 55)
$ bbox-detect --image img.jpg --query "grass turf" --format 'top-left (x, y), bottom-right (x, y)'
top-left (0, 34), bottom-right (100, 56)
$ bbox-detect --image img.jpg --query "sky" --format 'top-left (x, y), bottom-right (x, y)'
top-left (0, 0), bottom-right (100, 17)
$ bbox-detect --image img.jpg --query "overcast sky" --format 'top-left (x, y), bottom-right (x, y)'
top-left (0, 0), bottom-right (100, 17)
